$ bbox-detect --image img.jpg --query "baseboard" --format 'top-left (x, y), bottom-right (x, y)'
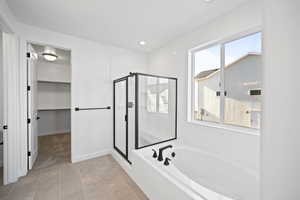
top-left (111, 150), bottom-right (134, 177)
top-left (72, 149), bottom-right (111, 163)
top-left (39, 130), bottom-right (71, 136)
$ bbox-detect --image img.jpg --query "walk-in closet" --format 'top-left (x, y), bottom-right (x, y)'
top-left (28, 43), bottom-right (71, 170)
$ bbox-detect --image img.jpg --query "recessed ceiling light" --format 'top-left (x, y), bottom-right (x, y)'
top-left (204, 0), bottom-right (213, 2)
top-left (139, 41), bottom-right (146, 46)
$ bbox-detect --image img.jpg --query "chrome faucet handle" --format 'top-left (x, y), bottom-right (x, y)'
top-left (152, 149), bottom-right (158, 158)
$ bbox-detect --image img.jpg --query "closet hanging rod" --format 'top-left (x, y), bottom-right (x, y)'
top-left (75, 106), bottom-right (111, 111)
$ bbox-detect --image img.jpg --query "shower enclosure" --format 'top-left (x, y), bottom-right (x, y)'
top-left (113, 73), bottom-right (177, 163)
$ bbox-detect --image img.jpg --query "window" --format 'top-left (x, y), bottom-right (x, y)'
top-left (190, 32), bottom-right (262, 130)
top-left (147, 77), bottom-right (169, 113)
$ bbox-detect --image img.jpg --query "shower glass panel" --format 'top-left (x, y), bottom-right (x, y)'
top-left (137, 74), bottom-right (177, 148)
top-left (113, 73), bottom-right (177, 163)
top-left (113, 78), bottom-right (128, 160)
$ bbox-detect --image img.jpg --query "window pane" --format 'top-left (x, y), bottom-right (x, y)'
top-left (194, 45), bottom-right (221, 123)
top-left (224, 32), bottom-right (262, 129)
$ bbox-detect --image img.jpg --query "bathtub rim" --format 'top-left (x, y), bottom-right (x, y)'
top-left (133, 142), bottom-right (260, 200)
top-left (133, 147), bottom-right (207, 200)
top-left (133, 142), bottom-right (239, 200)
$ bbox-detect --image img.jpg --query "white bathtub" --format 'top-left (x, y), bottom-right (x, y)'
top-left (132, 142), bottom-right (259, 200)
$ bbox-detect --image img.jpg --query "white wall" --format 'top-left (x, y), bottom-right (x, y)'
top-left (261, 0), bottom-right (300, 199)
top-left (147, 0), bottom-right (262, 172)
top-left (38, 110), bottom-right (71, 136)
top-left (17, 23), bottom-right (148, 163)
top-left (37, 82), bottom-right (70, 110)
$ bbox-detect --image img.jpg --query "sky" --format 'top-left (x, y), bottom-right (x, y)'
top-left (194, 32), bottom-right (262, 75)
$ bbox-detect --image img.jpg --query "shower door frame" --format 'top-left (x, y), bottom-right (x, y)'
top-left (133, 73), bottom-right (178, 149)
top-left (113, 76), bottom-right (130, 164)
top-left (113, 72), bottom-right (178, 164)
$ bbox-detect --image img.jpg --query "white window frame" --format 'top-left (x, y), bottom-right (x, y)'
top-left (187, 27), bottom-right (261, 135)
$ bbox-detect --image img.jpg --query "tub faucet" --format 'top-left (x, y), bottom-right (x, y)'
top-left (158, 145), bottom-right (173, 161)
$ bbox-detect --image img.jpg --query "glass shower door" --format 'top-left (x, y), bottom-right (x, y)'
top-left (113, 78), bottom-right (128, 160)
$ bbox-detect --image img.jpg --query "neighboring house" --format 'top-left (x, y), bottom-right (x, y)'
top-left (195, 53), bottom-right (262, 129)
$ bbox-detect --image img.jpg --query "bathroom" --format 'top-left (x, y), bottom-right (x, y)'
top-left (0, 0), bottom-right (299, 200)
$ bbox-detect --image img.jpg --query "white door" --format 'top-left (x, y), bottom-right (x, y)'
top-left (27, 44), bottom-right (38, 170)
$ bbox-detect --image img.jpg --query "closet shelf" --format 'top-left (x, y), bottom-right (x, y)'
top-left (38, 108), bottom-right (71, 111)
top-left (38, 80), bottom-right (71, 84)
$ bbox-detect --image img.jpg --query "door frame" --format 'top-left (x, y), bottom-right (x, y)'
top-left (26, 43), bottom-right (39, 170)
top-left (113, 76), bottom-right (130, 164)
top-left (22, 41), bottom-right (73, 172)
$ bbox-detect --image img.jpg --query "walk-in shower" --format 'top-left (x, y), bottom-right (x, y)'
top-left (113, 73), bottom-right (177, 163)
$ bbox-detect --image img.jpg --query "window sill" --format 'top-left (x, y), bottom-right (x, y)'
top-left (187, 120), bottom-right (260, 136)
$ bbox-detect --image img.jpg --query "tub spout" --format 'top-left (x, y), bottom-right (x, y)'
top-left (158, 145), bottom-right (173, 161)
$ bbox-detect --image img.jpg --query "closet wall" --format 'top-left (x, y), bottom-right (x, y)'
top-left (33, 44), bottom-right (71, 136)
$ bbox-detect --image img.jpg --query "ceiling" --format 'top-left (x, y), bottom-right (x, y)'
top-left (7, 0), bottom-right (249, 52)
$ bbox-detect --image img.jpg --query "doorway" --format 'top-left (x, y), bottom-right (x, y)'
top-left (27, 43), bottom-right (72, 170)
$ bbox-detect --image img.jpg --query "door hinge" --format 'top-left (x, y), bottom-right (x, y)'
top-left (28, 151), bottom-right (31, 157)
top-left (249, 89), bottom-right (261, 96)
top-left (26, 52), bottom-right (31, 58)
top-left (27, 118), bottom-right (31, 124)
top-left (216, 91), bottom-right (227, 96)
top-left (3, 125), bottom-right (8, 130)
top-left (27, 85), bottom-right (31, 91)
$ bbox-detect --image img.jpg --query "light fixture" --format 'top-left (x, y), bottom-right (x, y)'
top-left (42, 46), bottom-right (58, 62)
top-left (139, 41), bottom-right (146, 46)
top-left (204, 0), bottom-right (213, 2)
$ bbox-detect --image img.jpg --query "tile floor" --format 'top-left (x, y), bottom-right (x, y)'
top-left (0, 133), bottom-right (148, 200)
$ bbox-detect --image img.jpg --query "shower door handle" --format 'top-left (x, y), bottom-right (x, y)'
top-left (124, 115), bottom-right (128, 122)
